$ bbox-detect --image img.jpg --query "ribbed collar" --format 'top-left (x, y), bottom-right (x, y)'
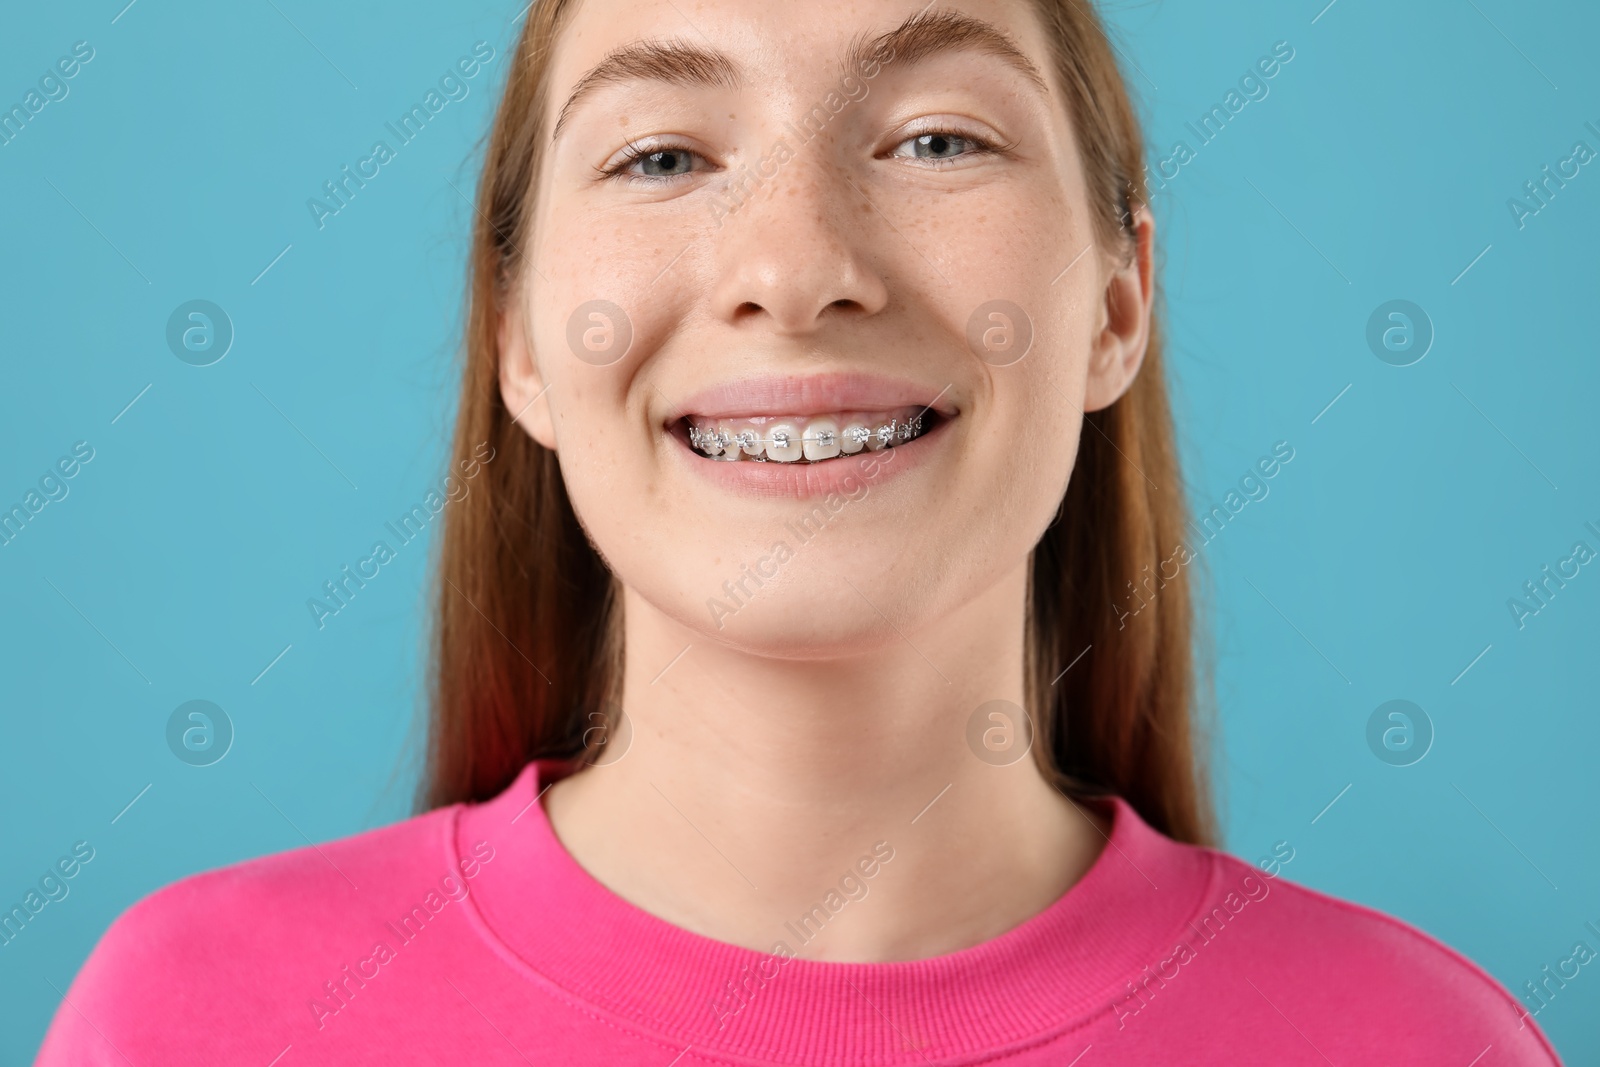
top-left (454, 760), bottom-right (1215, 1066)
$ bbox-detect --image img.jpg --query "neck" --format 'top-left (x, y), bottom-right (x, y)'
top-left (543, 559), bottom-right (1107, 962)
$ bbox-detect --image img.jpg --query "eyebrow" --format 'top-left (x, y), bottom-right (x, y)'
top-left (552, 39), bottom-right (741, 142)
top-left (853, 8), bottom-right (1050, 96)
top-left (550, 9), bottom-right (1050, 142)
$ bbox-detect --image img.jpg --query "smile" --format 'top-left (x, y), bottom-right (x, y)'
top-left (684, 408), bottom-right (933, 464)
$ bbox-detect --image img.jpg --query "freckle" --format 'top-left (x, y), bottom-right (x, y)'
top-left (620, 115), bottom-right (630, 126)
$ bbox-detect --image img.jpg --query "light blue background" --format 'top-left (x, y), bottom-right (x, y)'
top-left (2, 0), bottom-right (1597, 1060)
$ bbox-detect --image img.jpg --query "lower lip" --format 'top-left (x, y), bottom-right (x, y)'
top-left (673, 419), bottom-right (950, 500)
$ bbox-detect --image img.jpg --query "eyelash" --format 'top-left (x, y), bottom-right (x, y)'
top-left (598, 140), bottom-right (704, 184)
top-left (599, 126), bottom-right (1002, 184)
top-left (889, 126), bottom-right (998, 163)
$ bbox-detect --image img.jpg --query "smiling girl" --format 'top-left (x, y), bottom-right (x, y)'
top-left (40, 1), bottom-right (1561, 1063)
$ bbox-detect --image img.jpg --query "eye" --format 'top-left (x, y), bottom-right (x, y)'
top-left (625, 146), bottom-right (699, 179)
top-left (888, 128), bottom-right (1000, 165)
top-left (601, 141), bottom-right (712, 184)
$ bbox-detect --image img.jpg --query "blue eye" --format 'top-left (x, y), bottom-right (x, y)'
top-left (605, 142), bottom-right (708, 183)
top-left (892, 129), bottom-right (997, 163)
top-left (630, 149), bottom-right (694, 175)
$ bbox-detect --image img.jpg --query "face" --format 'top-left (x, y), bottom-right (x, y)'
top-left (500, 0), bottom-right (1153, 657)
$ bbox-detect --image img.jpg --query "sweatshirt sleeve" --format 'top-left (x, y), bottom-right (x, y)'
top-left (34, 886), bottom-right (186, 1066)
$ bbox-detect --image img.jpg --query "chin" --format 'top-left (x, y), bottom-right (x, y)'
top-left (692, 597), bottom-right (915, 661)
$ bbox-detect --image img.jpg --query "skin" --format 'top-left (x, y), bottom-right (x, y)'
top-left (498, 0), bottom-right (1156, 961)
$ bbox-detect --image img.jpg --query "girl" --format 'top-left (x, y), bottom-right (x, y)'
top-left (40, 0), bottom-right (1560, 1062)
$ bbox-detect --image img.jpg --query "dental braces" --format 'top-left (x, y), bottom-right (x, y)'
top-left (688, 413), bottom-right (925, 458)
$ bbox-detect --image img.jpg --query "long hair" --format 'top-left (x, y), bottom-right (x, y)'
top-left (422, 0), bottom-right (1215, 846)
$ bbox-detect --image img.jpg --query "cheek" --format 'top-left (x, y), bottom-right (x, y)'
top-left (920, 179), bottom-right (1100, 396)
top-left (956, 212), bottom-right (1098, 486)
top-left (961, 383), bottom-right (1084, 569)
top-left (947, 263), bottom-right (1096, 577)
top-left (531, 190), bottom-right (707, 352)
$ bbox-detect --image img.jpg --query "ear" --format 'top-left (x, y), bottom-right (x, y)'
top-left (498, 287), bottom-right (558, 450)
top-left (1082, 204), bottom-right (1156, 413)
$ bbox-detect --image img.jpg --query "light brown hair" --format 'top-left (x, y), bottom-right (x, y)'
top-left (422, 0), bottom-right (1214, 845)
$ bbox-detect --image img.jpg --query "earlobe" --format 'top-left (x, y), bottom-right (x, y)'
top-left (498, 293), bottom-right (558, 450)
top-left (1083, 205), bottom-right (1156, 413)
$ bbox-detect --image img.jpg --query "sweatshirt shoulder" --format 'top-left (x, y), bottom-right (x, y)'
top-left (120, 804), bottom-right (457, 937)
top-left (1205, 849), bottom-right (1562, 1063)
top-left (36, 805), bottom-right (466, 1064)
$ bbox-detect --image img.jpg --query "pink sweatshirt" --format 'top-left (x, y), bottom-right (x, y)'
top-left (38, 760), bottom-right (1561, 1065)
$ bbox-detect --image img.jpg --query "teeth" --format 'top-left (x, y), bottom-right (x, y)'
top-left (712, 424), bottom-right (742, 461)
top-left (802, 418), bottom-right (840, 462)
top-left (687, 410), bottom-right (927, 463)
top-left (765, 422), bottom-right (803, 462)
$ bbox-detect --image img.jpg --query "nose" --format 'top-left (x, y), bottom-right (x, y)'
top-left (706, 151), bottom-right (891, 335)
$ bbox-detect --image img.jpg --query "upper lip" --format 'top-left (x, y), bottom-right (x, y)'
top-left (668, 372), bottom-right (959, 421)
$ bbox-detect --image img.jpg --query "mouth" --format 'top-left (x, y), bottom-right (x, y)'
top-left (666, 372), bottom-right (958, 467)
top-left (679, 406), bottom-right (944, 464)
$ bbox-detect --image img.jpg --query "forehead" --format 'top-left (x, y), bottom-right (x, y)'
top-left (544, 0), bottom-right (1055, 125)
